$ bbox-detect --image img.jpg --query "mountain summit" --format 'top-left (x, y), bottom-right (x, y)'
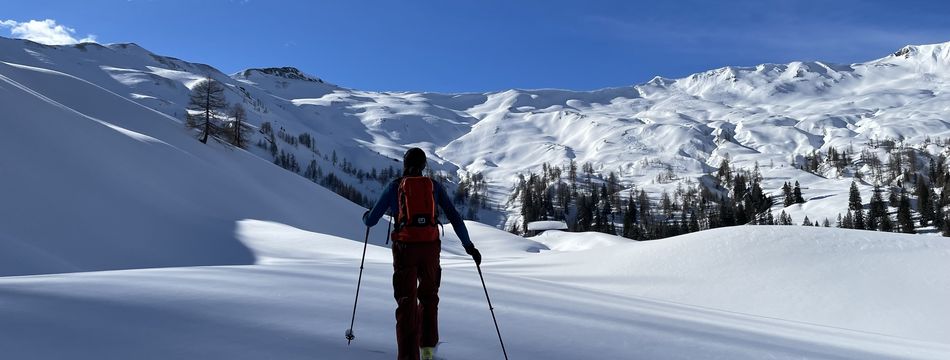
top-left (236, 66), bottom-right (327, 83)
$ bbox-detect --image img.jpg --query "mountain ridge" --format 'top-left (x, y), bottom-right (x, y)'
top-left (3, 34), bottom-right (950, 230)
top-left (7, 35), bottom-right (949, 94)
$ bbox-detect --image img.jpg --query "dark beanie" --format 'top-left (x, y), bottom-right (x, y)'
top-left (403, 147), bottom-right (427, 175)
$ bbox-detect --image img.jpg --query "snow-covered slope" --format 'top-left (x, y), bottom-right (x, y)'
top-left (2, 35), bottom-right (950, 359)
top-left (507, 226), bottom-right (950, 343)
top-left (1, 225), bottom-right (948, 359)
top-left (4, 36), bottom-right (950, 230)
top-left (0, 54), bottom-right (391, 276)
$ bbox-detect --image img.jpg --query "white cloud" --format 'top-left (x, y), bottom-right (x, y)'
top-left (0, 19), bottom-right (97, 45)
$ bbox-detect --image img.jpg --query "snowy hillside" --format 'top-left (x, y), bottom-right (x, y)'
top-left (1, 225), bottom-right (948, 359)
top-left (4, 35), bottom-right (950, 230)
top-left (0, 53), bottom-right (391, 276)
top-left (2, 34), bottom-right (950, 359)
top-left (514, 226), bottom-right (950, 343)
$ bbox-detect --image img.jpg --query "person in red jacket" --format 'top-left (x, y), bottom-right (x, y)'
top-left (363, 147), bottom-right (481, 360)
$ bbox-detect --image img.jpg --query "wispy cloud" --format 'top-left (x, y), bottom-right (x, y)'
top-left (0, 19), bottom-right (97, 45)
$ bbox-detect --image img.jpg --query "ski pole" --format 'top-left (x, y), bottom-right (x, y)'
top-left (345, 226), bottom-right (372, 345)
top-left (477, 264), bottom-right (510, 360)
top-left (385, 212), bottom-right (392, 245)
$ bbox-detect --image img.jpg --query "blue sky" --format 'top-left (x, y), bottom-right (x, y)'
top-left (3, 0), bottom-right (950, 92)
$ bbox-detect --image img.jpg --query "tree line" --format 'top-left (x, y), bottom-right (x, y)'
top-left (508, 158), bottom-right (776, 240)
top-left (766, 141), bottom-right (950, 236)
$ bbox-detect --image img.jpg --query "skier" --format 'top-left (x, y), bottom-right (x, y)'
top-left (363, 147), bottom-right (481, 360)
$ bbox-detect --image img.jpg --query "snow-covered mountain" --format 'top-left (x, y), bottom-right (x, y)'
top-left (3, 35), bottom-right (950, 359)
top-left (4, 35), bottom-right (950, 231)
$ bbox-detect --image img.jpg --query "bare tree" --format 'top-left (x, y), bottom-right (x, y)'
top-left (228, 103), bottom-right (251, 148)
top-left (186, 76), bottom-right (228, 143)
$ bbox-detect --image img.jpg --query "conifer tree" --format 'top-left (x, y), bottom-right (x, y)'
top-left (717, 158), bottom-right (732, 185)
top-left (688, 210), bottom-right (700, 232)
top-left (848, 181), bottom-right (863, 211)
top-left (268, 138), bottom-right (278, 158)
top-left (793, 181), bottom-right (805, 204)
top-left (929, 157), bottom-right (938, 183)
top-left (848, 181), bottom-right (865, 229)
top-left (933, 200), bottom-right (945, 232)
top-left (661, 191), bottom-right (673, 219)
top-left (782, 182), bottom-right (793, 207)
top-left (853, 208), bottom-right (866, 230)
top-left (869, 184), bottom-right (886, 220)
top-left (304, 159), bottom-right (319, 182)
top-left (718, 198), bottom-right (735, 227)
top-left (228, 103), bottom-right (251, 148)
top-left (841, 211), bottom-right (854, 229)
top-left (622, 193), bottom-right (638, 238)
top-left (888, 185), bottom-right (900, 207)
top-left (638, 190), bottom-right (651, 225)
top-left (778, 210), bottom-right (793, 225)
top-left (879, 213), bottom-right (894, 232)
top-left (916, 177), bottom-right (934, 226)
top-left (186, 76), bottom-right (228, 143)
top-left (942, 179), bottom-right (950, 207)
top-left (568, 159), bottom-right (578, 194)
top-left (736, 203), bottom-right (749, 225)
top-left (897, 191), bottom-right (915, 233)
top-left (866, 212), bottom-right (878, 231)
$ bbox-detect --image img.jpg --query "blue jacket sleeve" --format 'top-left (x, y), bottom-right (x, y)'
top-left (363, 180), bottom-right (397, 227)
top-left (434, 182), bottom-right (473, 247)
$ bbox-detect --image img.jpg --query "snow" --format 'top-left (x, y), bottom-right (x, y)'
top-left (1, 224), bottom-right (948, 359)
top-left (526, 220), bottom-right (568, 231)
top-left (501, 226), bottom-right (950, 344)
top-left (0, 35), bottom-right (950, 228)
top-left (2, 35), bottom-right (950, 359)
top-left (0, 57), bottom-right (388, 276)
top-left (8, 36), bottom-right (950, 229)
top-left (528, 229), bottom-right (630, 252)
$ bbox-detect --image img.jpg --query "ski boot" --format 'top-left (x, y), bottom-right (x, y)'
top-left (421, 346), bottom-right (436, 360)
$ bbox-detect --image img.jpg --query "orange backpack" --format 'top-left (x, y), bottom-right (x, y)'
top-left (392, 176), bottom-right (440, 242)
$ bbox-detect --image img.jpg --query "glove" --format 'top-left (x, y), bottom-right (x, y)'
top-left (362, 210), bottom-right (370, 223)
top-left (464, 245), bottom-right (481, 266)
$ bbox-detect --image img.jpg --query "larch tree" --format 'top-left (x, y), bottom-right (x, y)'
top-left (186, 76), bottom-right (228, 144)
top-left (228, 103), bottom-right (251, 149)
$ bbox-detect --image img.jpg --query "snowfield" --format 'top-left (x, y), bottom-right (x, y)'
top-left (2, 35), bottom-right (950, 359)
top-left (0, 224), bottom-right (948, 360)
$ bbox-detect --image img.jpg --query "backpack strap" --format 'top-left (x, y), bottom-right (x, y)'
top-left (395, 177), bottom-right (408, 231)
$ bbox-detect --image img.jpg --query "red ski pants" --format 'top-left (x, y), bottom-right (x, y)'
top-left (392, 240), bottom-right (441, 360)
